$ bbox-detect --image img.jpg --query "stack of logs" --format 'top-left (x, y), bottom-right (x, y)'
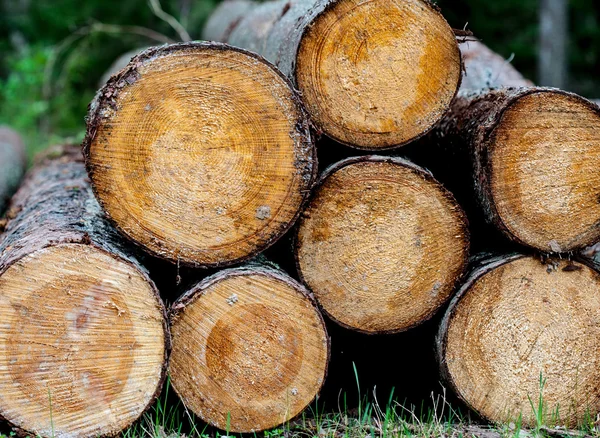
top-left (1, 0), bottom-right (600, 436)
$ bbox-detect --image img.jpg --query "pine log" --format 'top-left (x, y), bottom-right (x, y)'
top-left (0, 126), bottom-right (26, 215)
top-left (169, 264), bottom-right (329, 432)
top-left (203, 0), bottom-right (462, 150)
top-left (437, 254), bottom-right (600, 428)
top-left (416, 42), bottom-right (600, 253)
top-left (83, 42), bottom-right (315, 268)
top-left (0, 146), bottom-right (169, 438)
top-left (295, 156), bottom-right (469, 334)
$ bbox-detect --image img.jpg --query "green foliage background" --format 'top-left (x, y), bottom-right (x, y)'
top-left (0, 0), bottom-right (598, 159)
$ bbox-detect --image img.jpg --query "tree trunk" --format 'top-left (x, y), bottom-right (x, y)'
top-left (410, 42), bottom-right (600, 253)
top-left (169, 262), bottom-right (329, 433)
top-left (83, 42), bottom-right (316, 268)
top-left (0, 126), bottom-right (26, 215)
top-left (0, 146), bottom-right (169, 438)
top-left (294, 155), bottom-right (469, 334)
top-left (203, 0), bottom-right (462, 150)
top-left (539, 0), bottom-right (568, 88)
top-left (436, 254), bottom-right (600, 428)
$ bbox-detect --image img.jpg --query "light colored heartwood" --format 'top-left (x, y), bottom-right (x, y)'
top-left (0, 244), bottom-right (166, 438)
top-left (169, 271), bottom-right (328, 432)
top-left (490, 92), bottom-right (600, 252)
top-left (296, 0), bottom-right (461, 148)
top-left (297, 159), bottom-right (468, 333)
top-left (89, 46), bottom-right (311, 265)
top-left (445, 257), bottom-right (600, 427)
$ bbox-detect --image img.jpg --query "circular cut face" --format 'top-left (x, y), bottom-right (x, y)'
top-left (169, 271), bottom-right (329, 433)
top-left (445, 257), bottom-right (600, 427)
top-left (489, 92), bottom-right (600, 252)
top-left (0, 244), bottom-right (166, 437)
top-left (88, 46), bottom-right (312, 266)
top-left (296, 0), bottom-right (461, 149)
top-left (296, 159), bottom-right (468, 333)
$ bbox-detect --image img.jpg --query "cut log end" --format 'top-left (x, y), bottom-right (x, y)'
top-left (440, 256), bottom-right (600, 428)
top-left (295, 0), bottom-right (461, 149)
top-left (488, 91), bottom-right (600, 252)
top-left (0, 244), bottom-right (166, 437)
top-left (85, 43), bottom-right (314, 267)
top-left (169, 267), bottom-right (329, 433)
top-left (296, 157), bottom-right (469, 334)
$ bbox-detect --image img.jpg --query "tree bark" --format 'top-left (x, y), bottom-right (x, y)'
top-left (169, 262), bottom-right (329, 433)
top-left (98, 47), bottom-right (147, 87)
top-left (0, 146), bottom-right (169, 438)
top-left (410, 42), bottom-right (600, 253)
top-left (83, 42), bottom-right (316, 268)
top-left (203, 0), bottom-right (462, 150)
top-left (437, 254), bottom-right (600, 428)
top-left (538, 0), bottom-right (568, 88)
top-left (294, 155), bottom-right (469, 334)
top-left (0, 126), bottom-right (26, 215)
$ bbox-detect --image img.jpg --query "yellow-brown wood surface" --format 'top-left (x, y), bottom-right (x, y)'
top-left (84, 42), bottom-right (315, 267)
top-left (295, 0), bottom-right (461, 149)
top-left (441, 256), bottom-right (600, 428)
top-left (0, 244), bottom-right (166, 438)
top-left (296, 156), bottom-right (469, 334)
top-left (169, 267), bottom-right (329, 433)
top-left (489, 91), bottom-right (600, 252)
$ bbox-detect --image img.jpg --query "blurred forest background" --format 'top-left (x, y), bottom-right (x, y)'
top-left (1, 0), bottom-right (599, 159)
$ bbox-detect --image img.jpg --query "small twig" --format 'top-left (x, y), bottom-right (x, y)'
top-left (148, 0), bottom-right (192, 42)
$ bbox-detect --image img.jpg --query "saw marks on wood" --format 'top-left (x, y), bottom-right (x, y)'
top-left (489, 91), bottom-right (600, 252)
top-left (86, 43), bottom-right (314, 266)
top-left (296, 157), bottom-right (468, 334)
top-left (0, 244), bottom-right (166, 438)
top-left (169, 268), bottom-right (329, 433)
top-left (296, 0), bottom-right (461, 149)
top-left (443, 256), bottom-right (600, 428)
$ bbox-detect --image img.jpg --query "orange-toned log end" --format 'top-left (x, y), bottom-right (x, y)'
top-left (84, 42), bottom-right (315, 267)
top-left (0, 244), bottom-right (167, 438)
top-left (296, 156), bottom-right (469, 334)
top-left (488, 91), bottom-right (600, 252)
top-left (440, 256), bottom-right (600, 428)
top-left (295, 0), bottom-right (461, 149)
top-left (169, 267), bottom-right (329, 433)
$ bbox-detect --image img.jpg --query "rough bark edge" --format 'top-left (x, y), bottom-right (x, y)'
top-left (82, 41), bottom-right (317, 268)
top-left (290, 0), bottom-right (463, 150)
top-left (0, 146), bottom-right (171, 438)
top-left (168, 263), bottom-right (330, 433)
top-left (435, 252), bottom-right (600, 425)
top-left (293, 155), bottom-right (471, 335)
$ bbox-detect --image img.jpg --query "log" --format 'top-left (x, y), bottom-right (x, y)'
top-left (0, 126), bottom-right (26, 215)
top-left (83, 42), bottom-right (315, 268)
top-left (295, 156), bottom-right (469, 334)
top-left (0, 146), bottom-right (169, 438)
top-left (203, 0), bottom-right (462, 150)
top-left (437, 254), bottom-right (600, 428)
top-left (169, 263), bottom-right (329, 432)
top-left (413, 42), bottom-right (600, 253)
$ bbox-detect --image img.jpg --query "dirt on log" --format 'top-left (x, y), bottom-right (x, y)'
top-left (0, 126), bottom-right (26, 215)
top-left (295, 156), bottom-right (469, 334)
top-left (203, 0), bottom-right (462, 150)
top-left (83, 42), bottom-right (315, 268)
top-left (0, 146), bottom-right (169, 438)
top-left (412, 42), bottom-right (600, 253)
top-left (437, 254), bottom-right (600, 428)
top-left (169, 263), bottom-right (329, 433)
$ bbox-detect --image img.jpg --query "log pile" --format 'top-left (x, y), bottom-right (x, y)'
top-left (1, 1), bottom-right (600, 436)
